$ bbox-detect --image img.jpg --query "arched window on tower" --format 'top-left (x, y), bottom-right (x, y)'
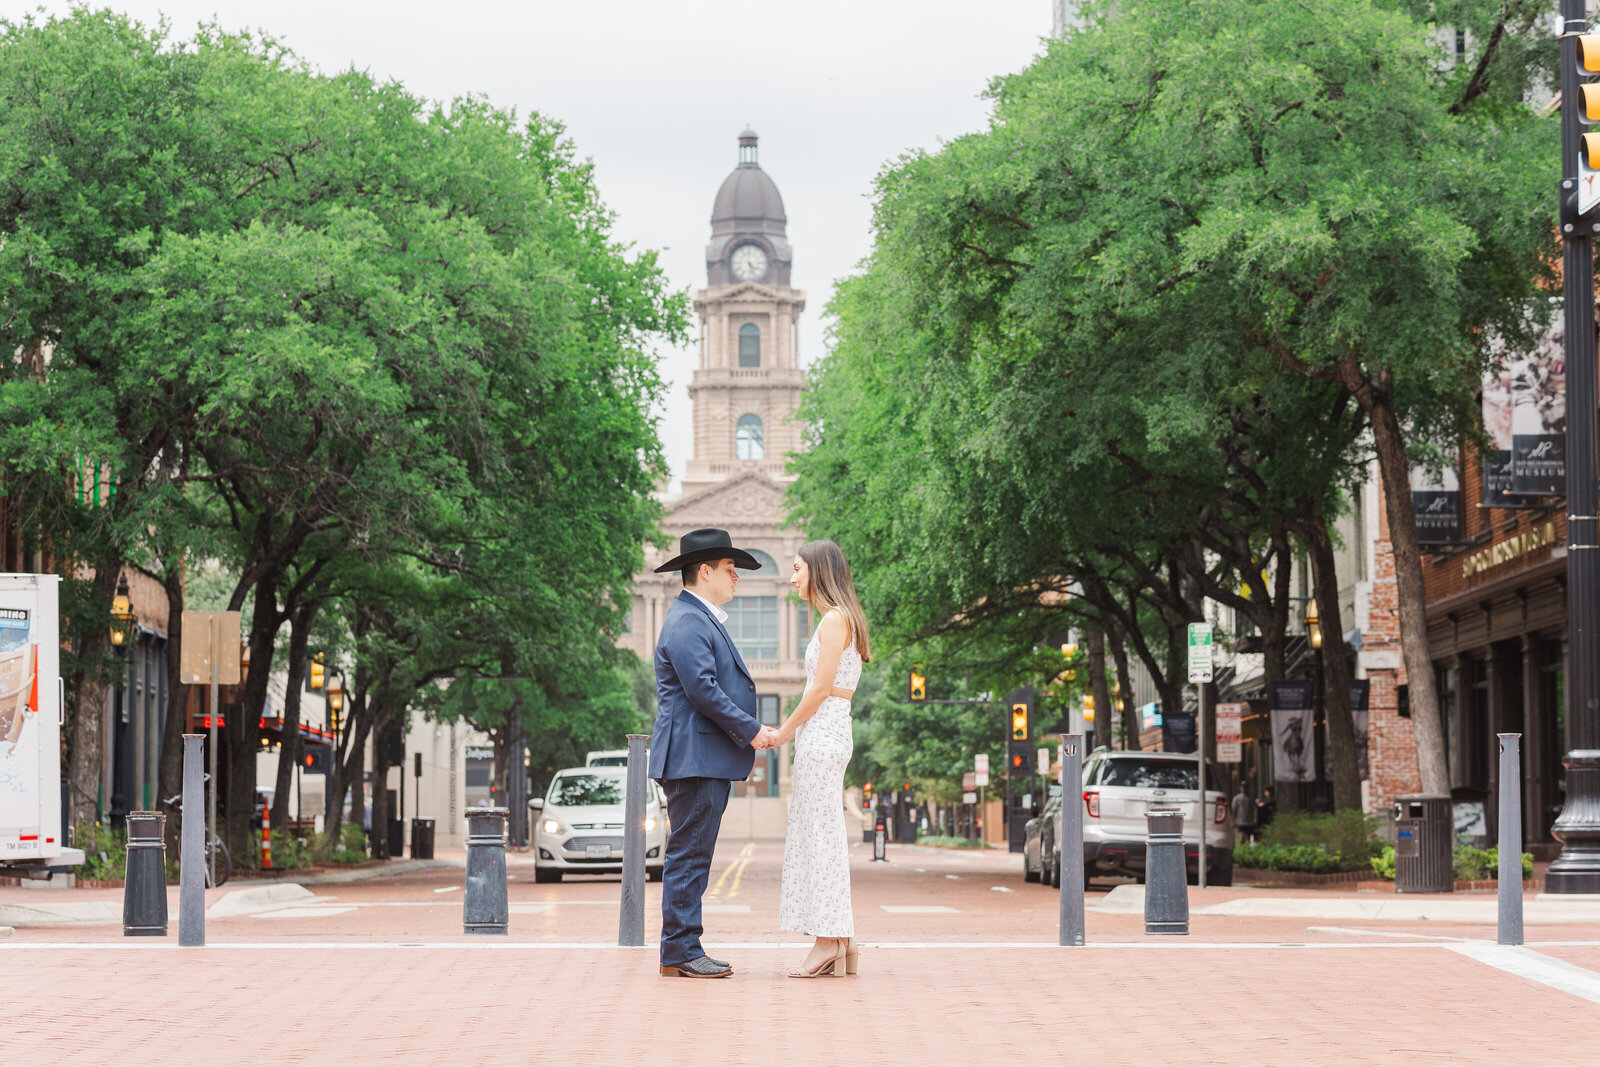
top-left (739, 323), bottom-right (760, 368)
top-left (736, 414), bottom-right (765, 461)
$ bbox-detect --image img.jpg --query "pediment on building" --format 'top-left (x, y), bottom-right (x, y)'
top-left (664, 469), bottom-right (788, 530)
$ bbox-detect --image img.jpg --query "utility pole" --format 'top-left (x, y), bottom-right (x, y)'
top-left (1551, 8), bottom-right (1600, 892)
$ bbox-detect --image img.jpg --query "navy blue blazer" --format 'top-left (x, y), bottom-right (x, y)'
top-left (648, 590), bottom-right (762, 781)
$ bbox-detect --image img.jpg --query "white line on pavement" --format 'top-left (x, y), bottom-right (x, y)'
top-left (432, 886), bottom-right (462, 894)
top-left (1306, 926), bottom-right (1470, 942)
top-left (7, 939), bottom-right (1600, 952)
top-left (1448, 943), bottom-right (1600, 1005)
top-left (881, 906), bottom-right (959, 914)
top-left (253, 907), bottom-right (359, 919)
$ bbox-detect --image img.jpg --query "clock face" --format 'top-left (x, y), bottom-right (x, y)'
top-left (730, 244), bottom-right (768, 281)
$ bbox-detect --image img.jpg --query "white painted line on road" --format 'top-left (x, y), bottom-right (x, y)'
top-left (881, 906), bottom-right (958, 914)
top-left (1449, 944), bottom-right (1600, 1005)
top-left (9, 939), bottom-right (1600, 952)
top-left (254, 906), bottom-right (359, 919)
top-left (508, 903), bottom-right (554, 915)
top-left (433, 886), bottom-right (462, 894)
top-left (703, 905), bottom-right (751, 913)
top-left (1307, 926), bottom-right (1469, 942)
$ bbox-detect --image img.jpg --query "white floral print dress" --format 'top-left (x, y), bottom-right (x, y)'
top-left (778, 610), bottom-right (860, 938)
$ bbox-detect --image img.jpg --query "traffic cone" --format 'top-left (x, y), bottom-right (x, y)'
top-left (260, 794), bottom-right (272, 869)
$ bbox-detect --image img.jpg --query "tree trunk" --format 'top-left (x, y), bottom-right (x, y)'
top-left (1105, 623), bottom-right (1140, 751)
top-left (227, 574), bottom-right (278, 865)
top-left (1086, 626), bottom-right (1113, 749)
top-left (370, 709), bottom-right (391, 859)
top-left (271, 603), bottom-right (314, 837)
top-left (1356, 378), bottom-right (1449, 795)
top-left (156, 569), bottom-right (187, 853)
top-left (1299, 510), bottom-right (1361, 812)
top-left (66, 561), bottom-right (122, 831)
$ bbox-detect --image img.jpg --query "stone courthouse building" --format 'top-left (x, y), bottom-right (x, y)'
top-left (617, 131), bottom-right (813, 803)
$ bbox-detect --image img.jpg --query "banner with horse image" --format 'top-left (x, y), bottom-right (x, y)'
top-left (1508, 319), bottom-right (1566, 496)
top-left (1269, 679), bottom-right (1315, 783)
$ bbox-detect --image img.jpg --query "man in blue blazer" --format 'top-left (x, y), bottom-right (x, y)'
top-left (649, 528), bottom-right (777, 978)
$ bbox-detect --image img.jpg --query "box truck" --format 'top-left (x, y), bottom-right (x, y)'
top-left (0, 573), bottom-right (85, 877)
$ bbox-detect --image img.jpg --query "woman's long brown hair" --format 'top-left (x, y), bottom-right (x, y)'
top-left (799, 539), bottom-right (871, 663)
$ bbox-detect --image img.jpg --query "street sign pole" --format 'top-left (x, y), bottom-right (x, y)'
top-left (208, 616), bottom-right (218, 888)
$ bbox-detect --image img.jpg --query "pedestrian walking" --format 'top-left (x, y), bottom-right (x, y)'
top-left (772, 539), bottom-right (870, 978)
top-left (649, 528), bottom-right (779, 979)
top-left (1257, 785), bottom-right (1277, 830)
top-left (1231, 782), bottom-right (1257, 844)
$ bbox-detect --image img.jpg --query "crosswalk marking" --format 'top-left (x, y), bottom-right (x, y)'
top-left (881, 906), bottom-right (958, 914)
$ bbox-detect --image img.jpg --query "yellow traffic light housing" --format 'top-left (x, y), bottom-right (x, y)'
top-left (1010, 703), bottom-right (1028, 741)
top-left (1577, 34), bottom-right (1600, 216)
top-left (908, 666), bottom-right (927, 702)
top-left (308, 654), bottom-right (326, 691)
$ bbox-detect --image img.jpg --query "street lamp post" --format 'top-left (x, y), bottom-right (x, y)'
top-left (1306, 601), bottom-right (1327, 810)
top-left (1551, 6), bottom-right (1600, 893)
top-left (108, 573), bottom-right (135, 651)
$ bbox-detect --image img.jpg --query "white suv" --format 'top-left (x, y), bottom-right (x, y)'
top-left (1077, 748), bottom-right (1234, 886)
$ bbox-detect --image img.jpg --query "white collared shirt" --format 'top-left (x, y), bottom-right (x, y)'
top-left (685, 587), bottom-right (729, 625)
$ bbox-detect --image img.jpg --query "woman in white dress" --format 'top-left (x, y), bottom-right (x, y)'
top-left (774, 539), bottom-right (870, 978)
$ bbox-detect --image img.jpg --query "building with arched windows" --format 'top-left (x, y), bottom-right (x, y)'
top-left (617, 130), bottom-right (812, 812)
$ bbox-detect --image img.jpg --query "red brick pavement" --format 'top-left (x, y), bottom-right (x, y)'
top-left (7, 841), bottom-right (1600, 1064)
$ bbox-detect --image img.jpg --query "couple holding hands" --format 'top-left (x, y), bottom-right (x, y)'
top-left (647, 529), bottom-right (870, 979)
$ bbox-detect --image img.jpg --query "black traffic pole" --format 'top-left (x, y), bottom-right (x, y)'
top-left (617, 733), bottom-right (649, 947)
top-left (1551, 5), bottom-right (1600, 893)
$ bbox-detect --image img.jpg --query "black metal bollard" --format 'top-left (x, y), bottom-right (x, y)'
top-left (1143, 809), bottom-right (1189, 935)
top-left (463, 807), bottom-right (509, 936)
top-left (122, 812), bottom-right (168, 937)
top-left (872, 818), bottom-right (887, 861)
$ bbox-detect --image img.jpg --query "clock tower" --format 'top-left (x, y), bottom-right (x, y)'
top-left (618, 130), bottom-right (812, 818)
top-left (682, 129), bottom-right (807, 497)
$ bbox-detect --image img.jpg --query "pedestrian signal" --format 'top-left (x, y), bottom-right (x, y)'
top-left (908, 666), bottom-right (927, 702)
top-left (303, 746), bottom-right (332, 775)
top-left (1011, 703), bottom-right (1028, 741)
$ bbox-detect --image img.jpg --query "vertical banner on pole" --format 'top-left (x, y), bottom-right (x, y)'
top-left (1187, 624), bottom-right (1213, 891)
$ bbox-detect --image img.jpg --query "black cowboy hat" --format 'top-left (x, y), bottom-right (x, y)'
top-left (653, 527), bottom-right (762, 574)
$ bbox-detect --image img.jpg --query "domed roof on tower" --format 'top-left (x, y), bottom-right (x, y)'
top-left (711, 128), bottom-right (787, 236)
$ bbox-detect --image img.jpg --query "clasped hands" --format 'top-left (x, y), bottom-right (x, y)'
top-left (752, 725), bottom-right (783, 750)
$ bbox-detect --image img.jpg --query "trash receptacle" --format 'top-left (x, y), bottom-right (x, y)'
top-left (1394, 794), bottom-right (1453, 893)
top-left (411, 817), bottom-right (436, 860)
top-left (387, 817), bottom-right (404, 858)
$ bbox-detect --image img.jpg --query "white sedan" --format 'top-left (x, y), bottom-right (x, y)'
top-left (531, 767), bottom-right (667, 883)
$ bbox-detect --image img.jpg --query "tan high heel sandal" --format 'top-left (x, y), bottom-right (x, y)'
top-left (843, 938), bottom-right (860, 975)
top-left (788, 939), bottom-right (847, 978)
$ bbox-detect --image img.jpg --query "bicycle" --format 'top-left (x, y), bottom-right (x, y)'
top-left (161, 790), bottom-right (233, 888)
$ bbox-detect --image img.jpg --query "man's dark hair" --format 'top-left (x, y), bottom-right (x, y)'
top-left (682, 565), bottom-right (699, 587)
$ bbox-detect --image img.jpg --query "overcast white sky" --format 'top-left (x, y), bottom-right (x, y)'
top-left (34, 1), bottom-right (1053, 490)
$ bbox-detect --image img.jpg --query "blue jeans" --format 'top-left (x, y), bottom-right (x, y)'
top-left (658, 776), bottom-right (731, 966)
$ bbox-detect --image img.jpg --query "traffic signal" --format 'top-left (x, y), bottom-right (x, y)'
top-left (1006, 739), bottom-right (1031, 777)
top-left (908, 665), bottom-right (927, 702)
top-left (1011, 702), bottom-right (1028, 741)
top-left (307, 653), bottom-right (326, 691)
top-left (862, 782), bottom-right (873, 810)
top-left (1578, 34), bottom-right (1600, 217)
top-left (302, 746), bottom-right (332, 775)
top-left (1083, 693), bottom-right (1095, 722)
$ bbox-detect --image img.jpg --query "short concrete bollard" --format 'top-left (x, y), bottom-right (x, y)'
top-left (463, 807), bottom-right (509, 936)
top-left (617, 733), bottom-right (649, 948)
top-left (122, 812), bottom-right (168, 937)
top-left (1498, 733), bottom-right (1525, 946)
top-left (1143, 809), bottom-right (1189, 936)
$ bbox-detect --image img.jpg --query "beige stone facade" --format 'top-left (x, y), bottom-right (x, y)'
top-left (617, 131), bottom-right (809, 804)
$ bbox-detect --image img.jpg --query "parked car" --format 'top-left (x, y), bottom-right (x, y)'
top-left (532, 767), bottom-right (666, 883)
top-left (586, 749), bottom-right (630, 767)
top-left (1023, 789), bottom-right (1063, 886)
top-left (1066, 748), bottom-right (1233, 886)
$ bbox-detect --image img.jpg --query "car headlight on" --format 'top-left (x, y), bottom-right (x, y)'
top-left (645, 817), bottom-right (657, 831)
top-left (541, 819), bottom-right (563, 835)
